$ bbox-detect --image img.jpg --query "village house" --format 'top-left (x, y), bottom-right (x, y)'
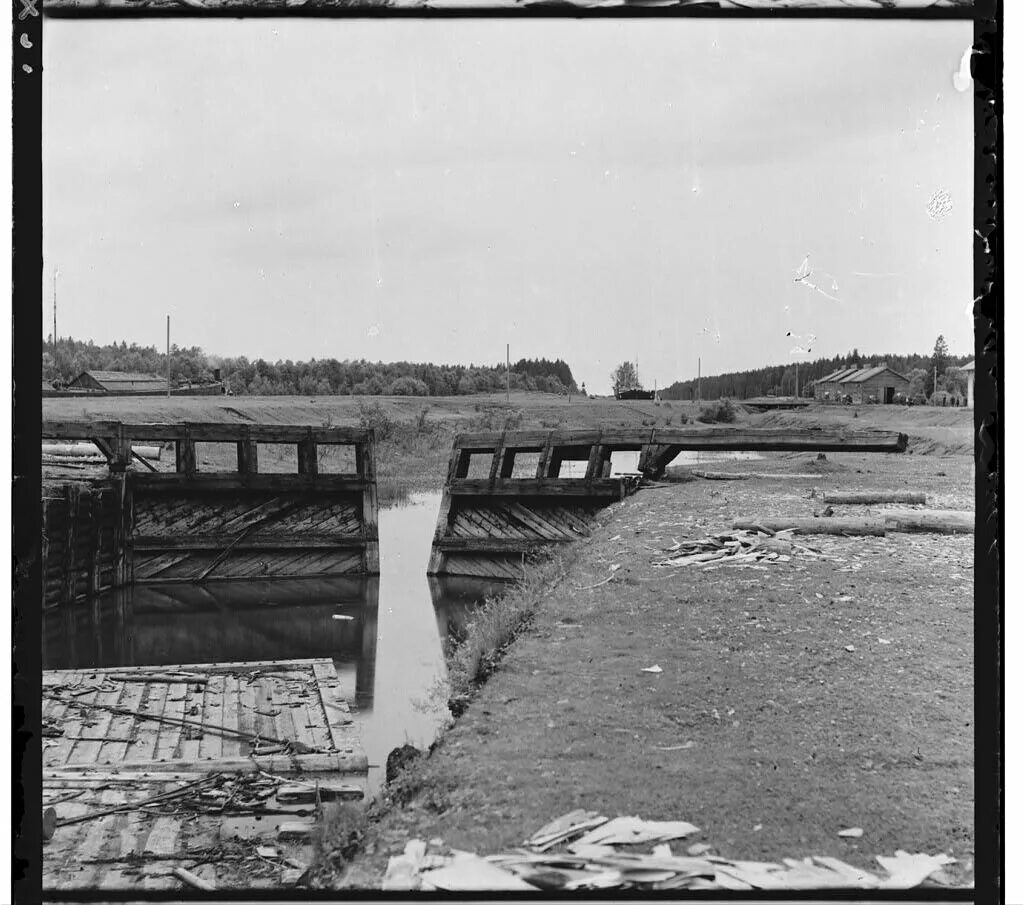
top-left (67, 370), bottom-right (169, 394)
top-left (813, 364), bottom-right (911, 404)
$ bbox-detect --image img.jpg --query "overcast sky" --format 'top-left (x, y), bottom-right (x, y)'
top-left (43, 18), bottom-right (973, 392)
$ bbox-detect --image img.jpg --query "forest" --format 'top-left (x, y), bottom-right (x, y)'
top-left (41, 337), bottom-right (578, 397)
top-left (660, 341), bottom-right (972, 401)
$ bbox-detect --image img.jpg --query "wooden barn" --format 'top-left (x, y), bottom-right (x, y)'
top-left (837, 365), bottom-right (911, 404)
top-left (67, 370), bottom-right (168, 395)
top-left (958, 360), bottom-right (975, 408)
top-left (813, 367), bottom-right (860, 401)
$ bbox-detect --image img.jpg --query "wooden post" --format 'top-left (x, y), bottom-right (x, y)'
top-left (487, 436), bottom-right (505, 488)
top-left (536, 434), bottom-right (554, 479)
top-left (86, 489), bottom-right (102, 596)
top-left (584, 433), bottom-right (604, 485)
top-left (297, 436), bottom-right (318, 476)
top-left (175, 430), bottom-right (196, 476)
top-left (356, 437), bottom-right (379, 573)
top-left (237, 431), bottom-right (259, 474)
top-left (498, 448), bottom-right (517, 479)
top-left (61, 483), bottom-right (81, 604)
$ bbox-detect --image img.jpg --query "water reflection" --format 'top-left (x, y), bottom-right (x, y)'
top-left (41, 492), bottom-right (506, 792)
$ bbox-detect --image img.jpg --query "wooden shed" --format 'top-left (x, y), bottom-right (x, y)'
top-left (837, 365), bottom-right (911, 404)
top-left (958, 360), bottom-right (975, 409)
top-left (67, 370), bottom-right (168, 395)
top-left (813, 367), bottom-right (860, 401)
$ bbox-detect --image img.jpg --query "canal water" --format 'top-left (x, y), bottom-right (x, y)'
top-left (42, 492), bottom-right (506, 792)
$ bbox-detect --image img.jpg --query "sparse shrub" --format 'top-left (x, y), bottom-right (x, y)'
top-left (697, 398), bottom-right (737, 424)
top-left (679, 412), bottom-right (689, 425)
top-left (357, 399), bottom-right (395, 442)
top-left (414, 406), bottom-right (430, 434)
top-left (307, 802), bottom-right (368, 886)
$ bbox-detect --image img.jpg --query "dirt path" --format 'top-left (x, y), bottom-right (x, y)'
top-left (340, 452), bottom-right (974, 889)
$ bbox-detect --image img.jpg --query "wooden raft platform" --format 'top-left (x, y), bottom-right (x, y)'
top-left (43, 658), bottom-right (366, 892)
top-left (41, 421), bottom-right (380, 591)
top-left (428, 427), bottom-right (908, 578)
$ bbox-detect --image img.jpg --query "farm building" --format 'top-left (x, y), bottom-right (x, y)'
top-left (67, 370), bottom-right (168, 394)
top-left (838, 365), bottom-right (911, 404)
top-left (813, 367), bottom-right (861, 400)
top-left (814, 365), bottom-right (911, 403)
top-left (958, 360), bottom-right (975, 408)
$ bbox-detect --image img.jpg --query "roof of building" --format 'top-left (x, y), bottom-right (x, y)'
top-left (73, 370), bottom-right (168, 391)
top-left (958, 360), bottom-right (975, 372)
top-left (839, 365), bottom-right (909, 384)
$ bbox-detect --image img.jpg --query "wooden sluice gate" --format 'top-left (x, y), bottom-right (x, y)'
top-left (428, 427), bottom-right (909, 578)
top-left (41, 421), bottom-right (379, 600)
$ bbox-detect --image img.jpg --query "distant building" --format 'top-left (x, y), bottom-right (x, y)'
top-left (814, 364), bottom-right (910, 404)
top-left (68, 370), bottom-right (169, 394)
top-left (958, 360), bottom-right (975, 408)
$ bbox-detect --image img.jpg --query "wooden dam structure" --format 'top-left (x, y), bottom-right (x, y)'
top-left (427, 426), bottom-right (908, 578)
top-left (41, 421), bottom-right (379, 605)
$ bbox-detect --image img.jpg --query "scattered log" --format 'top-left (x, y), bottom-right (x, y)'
top-left (732, 518), bottom-right (885, 536)
top-left (172, 867), bottom-right (217, 891)
top-left (882, 510), bottom-right (974, 534)
top-left (688, 471), bottom-right (747, 481)
top-left (822, 492), bottom-right (927, 505)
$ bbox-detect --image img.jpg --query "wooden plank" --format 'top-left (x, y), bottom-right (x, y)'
top-left (504, 501), bottom-right (573, 540)
top-left (453, 427), bottom-right (908, 452)
top-left (132, 534), bottom-right (368, 551)
top-left (883, 509), bottom-right (974, 534)
top-left (197, 674), bottom-right (225, 763)
top-left (312, 661), bottom-right (353, 754)
top-left (70, 680), bottom-right (125, 767)
top-left (130, 473), bottom-right (369, 492)
top-left (822, 491), bottom-right (928, 505)
top-left (43, 420), bottom-right (372, 446)
top-left (297, 437), bottom-right (318, 476)
top-left (449, 478), bottom-right (626, 498)
top-left (237, 438), bottom-right (259, 474)
top-left (732, 517), bottom-right (886, 536)
top-left (357, 438), bottom-right (380, 573)
top-left (131, 681), bottom-right (170, 764)
top-left (436, 537), bottom-right (568, 553)
top-left (53, 751), bottom-right (368, 773)
top-left (221, 673), bottom-right (245, 759)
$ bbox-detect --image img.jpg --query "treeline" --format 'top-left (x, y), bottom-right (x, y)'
top-left (661, 349), bottom-right (973, 401)
top-left (41, 337), bottom-right (577, 397)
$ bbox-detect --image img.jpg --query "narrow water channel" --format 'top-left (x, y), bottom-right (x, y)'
top-left (41, 492), bottom-right (505, 792)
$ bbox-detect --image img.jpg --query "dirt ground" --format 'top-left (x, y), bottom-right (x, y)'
top-left (340, 450), bottom-right (975, 890)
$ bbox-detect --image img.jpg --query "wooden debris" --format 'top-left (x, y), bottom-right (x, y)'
top-left (172, 866), bottom-right (216, 891)
top-left (732, 517), bottom-right (885, 536)
top-left (882, 510), bottom-right (973, 534)
top-left (822, 491), bottom-right (927, 505)
top-left (652, 530), bottom-right (817, 568)
top-left (526, 810), bottom-right (608, 851)
top-left (387, 815), bottom-right (961, 892)
top-left (277, 821), bottom-right (314, 840)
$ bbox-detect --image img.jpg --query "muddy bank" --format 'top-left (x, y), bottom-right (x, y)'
top-left (337, 451), bottom-right (974, 889)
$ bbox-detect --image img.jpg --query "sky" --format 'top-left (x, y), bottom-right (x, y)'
top-left (43, 17), bottom-right (974, 393)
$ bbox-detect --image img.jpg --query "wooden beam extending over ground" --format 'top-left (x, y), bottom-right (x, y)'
top-left (428, 426), bottom-right (907, 577)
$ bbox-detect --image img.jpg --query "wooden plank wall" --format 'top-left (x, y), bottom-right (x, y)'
top-left (42, 479), bottom-right (127, 608)
top-left (40, 422), bottom-right (381, 591)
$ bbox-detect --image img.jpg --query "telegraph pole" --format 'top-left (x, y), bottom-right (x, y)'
top-left (795, 360), bottom-right (799, 399)
top-left (166, 315), bottom-right (171, 398)
top-left (697, 356), bottom-right (701, 403)
top-left (506, 343), bottom-right (510, 404)
top-left (52, 270), bottom-right (58, 349)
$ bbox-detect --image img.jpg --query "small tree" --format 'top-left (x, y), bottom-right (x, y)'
top-left (610, 361), bottom-right (639, 392)
top-left (931, 335), bottom-right (951, 379)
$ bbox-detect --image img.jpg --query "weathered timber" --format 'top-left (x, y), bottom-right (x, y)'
top-left (455, 427), bottom-right (908, 452)
top-left (821, 491), bottom-right (928, 505)
top-left (732, 517), bottom-right (885, 536)
top-left (882, 509), bottom-right (974, 534)
top-left (42, 421), bottom-right (381, 595)
top-left (436, 536), bottom-right (572, 553)
top-left (43, 421), bottom-right (372, 445)
top-left (449, 478), bottom-right (628, 498)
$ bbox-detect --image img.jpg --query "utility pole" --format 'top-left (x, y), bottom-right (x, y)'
top-left (52, 270), bottom-right (58, 350)
top-left (166, 315), bottom-right (171, 398)
top-left (697, 356), bottom-right (701, 404)
top-left (933, 365), bottom-right (937, 398)
top-left (795, 360), bottom-right (799, 399)
top-left (506, 343), bottom-right (510, 404)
